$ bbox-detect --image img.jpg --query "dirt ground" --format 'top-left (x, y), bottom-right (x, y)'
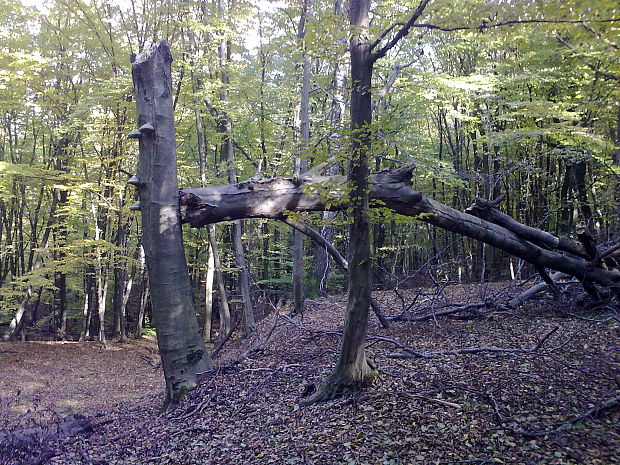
top-left (1, 284), bottom-right (619, 465)
top-left (0, 338), bottom-right (163, 417)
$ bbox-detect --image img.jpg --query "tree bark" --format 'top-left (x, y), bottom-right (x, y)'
top-left (179, 166), bottom-right (620, 293)
top-left (292, 0), bottom-right (313, 314)
top-left (130, 42), bottom-right (211, 407)
top-left (300, 0), bottom-right (377, 403)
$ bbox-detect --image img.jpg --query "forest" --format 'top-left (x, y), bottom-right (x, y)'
top-left (0, 0), bottom-right (619, 464)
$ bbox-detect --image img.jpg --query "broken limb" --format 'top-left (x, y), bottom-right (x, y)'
top-left (277, 216), bottom-right (390, 328)
top-left (400, 302), bottom-right (489, 322)
top-left (508, 272), bottom-right (572, 308)
top-left (179, 166), bottom-right (620, 295)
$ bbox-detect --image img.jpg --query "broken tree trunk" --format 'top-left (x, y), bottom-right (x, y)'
top-left (179, 165), bottom-right (620, 294)
top-left (130, 42), bottom-right (211, 407)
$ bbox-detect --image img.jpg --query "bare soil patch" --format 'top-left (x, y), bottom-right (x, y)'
top-left (0, 338), bottom-right (163, 417)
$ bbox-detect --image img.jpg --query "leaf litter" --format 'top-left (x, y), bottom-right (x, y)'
top-left (1, 283), bottom-right (618, 465)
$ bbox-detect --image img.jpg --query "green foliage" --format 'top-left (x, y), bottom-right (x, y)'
top-left (0, 0), bottom-right (618, 332)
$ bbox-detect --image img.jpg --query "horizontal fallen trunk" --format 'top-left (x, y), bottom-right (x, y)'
top-left (179, 166), bottom-right (620, 293)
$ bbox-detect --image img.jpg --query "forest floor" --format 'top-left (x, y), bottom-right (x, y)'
top-left (1, 282), bottom-right (619, 465)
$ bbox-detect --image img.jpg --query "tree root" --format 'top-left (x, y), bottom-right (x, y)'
top-left (300, 360), bottom-right (378, 406)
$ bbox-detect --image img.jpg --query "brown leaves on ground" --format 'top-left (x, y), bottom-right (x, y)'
top-left (0, 338), bottom-right (162, 418)
top-left (1, 283), bottom-right (619, 465)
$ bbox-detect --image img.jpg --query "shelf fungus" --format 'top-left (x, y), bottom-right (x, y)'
top-left (127, 175), bottom-right (142, 187)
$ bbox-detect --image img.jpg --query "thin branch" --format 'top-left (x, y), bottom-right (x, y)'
top-left (210, 325), bottom-right (235, 360)
top-left (277, 216), bottom-right (390, 328)
top-left (581, 23), bottom-right (620, 50)
top-left (598, 240), bottom-right (620, 261)
top-left (556, 35), bottom-right (620, 81)
top-left (369, 8), bottom-right (620, 62)
top-left (410, 17), bottom-right (620, 33)
top-left (370, 0), bottom-right (431, 63)
top-left (511, 395), bottom-right (620, 438)
top-left (383, 326), bottom-right (559, 359)
top-left (369, 22), bottom-right (404, 52)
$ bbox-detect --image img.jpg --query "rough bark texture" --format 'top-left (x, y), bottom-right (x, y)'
top-left (179, 165), bottom-right (620, 292)
top-left (131, 42), bottom-right (211, 407)
top-left (292, 0), bottom-right (313, 314)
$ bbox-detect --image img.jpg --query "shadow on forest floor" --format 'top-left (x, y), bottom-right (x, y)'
top-left (1, 282), bottom-right (619, 465)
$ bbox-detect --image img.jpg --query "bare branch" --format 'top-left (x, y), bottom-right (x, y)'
top-left (369, 22), bottom-right (404, 52)
top-left (557, 35), bottom-right (620, 81)
top-left (370, 0), bottom-right (431, 63)
top-left (410, 17), bottom-right (620, 33)
top-left (368, 6), bottom-right (619, 71)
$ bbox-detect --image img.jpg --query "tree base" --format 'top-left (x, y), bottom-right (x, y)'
top-left (301, 358), bottom-right (377, 405)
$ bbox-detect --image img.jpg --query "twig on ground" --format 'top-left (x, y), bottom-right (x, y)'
top-left (511, 394), bottom-right (620, 438)
top-left (278, 314), bottom-right (341, 337)
top-left (210, 325), bottom-right (235, 360)
top-left (404, 392), bottom-right (462, 409)
top-left (383, 326), bottom-right (560, 359)
top-left (22, 449), bottom-right (56, 465)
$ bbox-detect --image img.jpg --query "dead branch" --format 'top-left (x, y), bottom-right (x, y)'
top-left (277, 216), bottom-right (390, 328)
top-left (508, 272), bottom-right (570, 308)
top-left (383, 326), bottom-right (559, 359)
top-left (210, 325), bottom-right (235, 360)
top-left (406, 302), bottom-right (488, 322)
top-left (179, 167), bottom-right (620, 294)
top-left (278, 313), bottom-right (341, 337)
top-left (511, 394), bottom-right (620, 438)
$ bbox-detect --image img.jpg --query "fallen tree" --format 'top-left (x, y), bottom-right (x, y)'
top-left (126, 39), bottom-right (618, 407)
top-left (177, 165), bottom-right (620, 295)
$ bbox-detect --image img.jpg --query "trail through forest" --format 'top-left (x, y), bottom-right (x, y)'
top-left (1, 284), bottom-right (618, 465)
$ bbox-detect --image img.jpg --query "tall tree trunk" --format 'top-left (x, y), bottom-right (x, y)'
top-left (79, 268), bottom-right (95, 342)
top-left (113, 215), bottom-right (131, 342)
top-left (292, 0), bottom-right (313, 313)
top-left (615, 104), bottom-right (620, 235)
top-left (131, 42), bottom-right (211, 407)
top-left (303, 0), bottom-right (376, 403)
top-left (218, 0), bottom-right (255, 333)
top-left (53, 190), bottom-right (68, 340)
top-left (134, 245), bottom-right (148, 338)
top-left (186, 27), bottom-right (227, 343)
top-left (311, 0), bottom-right (346, 295)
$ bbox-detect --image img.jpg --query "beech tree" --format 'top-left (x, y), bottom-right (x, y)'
top-left (130, 42), bottom-right (211, 407)
top-left (1, 0), bottom-right (618, 407)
